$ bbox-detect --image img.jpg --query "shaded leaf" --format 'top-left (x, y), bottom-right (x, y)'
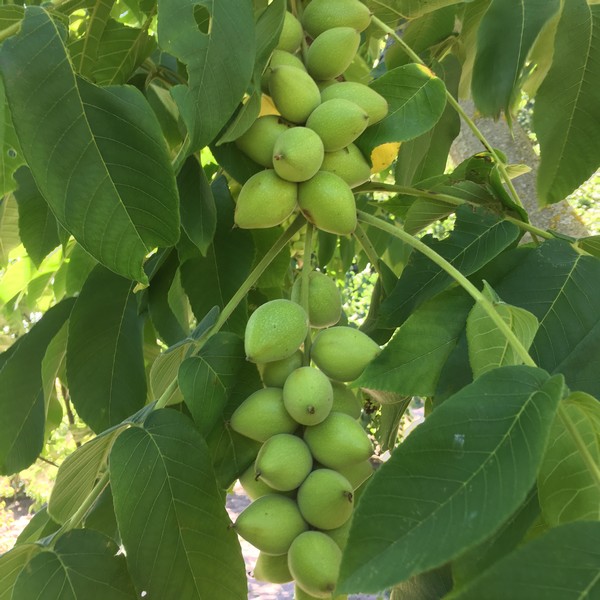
top-left (357, 288), bottom-right (473, 396)
top-left (369, 0), bottom-right (473, 20)
top-left (13, 529), bottom-right (136, 600)
top-left (449, 522), bottom-right (600, 599)
top-left (15, 507), bottom-right (60, 546)
top-left (534, 0), bottom-right (600, 204)
top-left (179, 332), bottom-right (245, 435)
top-left (13, 167), bottom-right (61, 267)
top-left (0, 195), bottom-right (20, 267)
top-left (157, 0), bottom-right (255, 151)
top-left (537, 392), bottom-right (600, 526)
top-left (379, 206), bottom-right (520, 327)
top-left (149, 339), bottom-right (194, 406)
top-left (0, 544), bottom-right (41, 600)
top-left (67, 265), bottom-right (146, 433)
top-left (0, 76), bottom-right (24, 197)
top-left (0, 298), bottom-right (74, 475)
top-left (177, 156), bottom-right (216, 256)
top-left (0, 8), bottom-right (179, 282)
top-left (466, 281), bottom-right (539, 378)
top-left (337, 366), bottom-right (563, 593)
top-left (357, 63), bottom-right (447, 158)
top-left (110, 409), bottom-right (247, 599)
top-left (472, 0), bottom-right (560, 118)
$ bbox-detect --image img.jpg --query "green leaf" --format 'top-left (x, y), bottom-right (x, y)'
top-left (0, 7), bottom-right (179, 283)
top-left (452, 488), bottom-right (541, 587)
top-left (0, 77), bottom-right (24, 197)
top-left (496, 240), bottom-right (600, 397)
top-left (41, 322), bottom-right (68, 429)
top-left (472, 0), bottom-right (560, 118)
top-left (179, 332), bottom-right (245, 436)
top-left (449, 521), bottom-right (600, 599)
top-left (337, 366), bottom-right (564, 593)
top-left (537, 392), bottom-right (600, 526)
top-left (69, 0), bottom-right (116, 78)
top-left (357, 288), bottom-right (473, 396)
top-left (149, 338), bottom-right (194, 406)
top-left (13, 167), bottom-right (61, 267)
top-left (0, 544), bottom-right (40, 600)
top-left (65, 244), bottom-right (97, 296)
top-left (466, 281), bottom-right (539, 378)
top-left (251, 227), bottom-right (292, 290)
top-left (0, 298), bottom-right (74, 475)
top-left (67, 265), bottom-right (147, 433)
top-left (395, 55), bottom-right (462, 187)
top-left (157, 0), bottom-right (255, 151)
top-left (369, 0), bottom-right (473, 20)
top-left (15, 506), bottom-right (60, 546)
top-left (148, 251), bottom-right (189, 345)
top-left (48, 426), bottom-right (126, 524)
top-left (12, 529), bottom-right (136, 600)
top-left (180, 178), bottom-right (255, 336)
top-left (177, 156), bottom-right (216, 256)
top-left (379, 206), bottom-right (521, 327)
top-left (577, 234), bottom-right (600, 257)
top-left (110, 409), bottom-right (247, 599)
top-left (534, 0), bottom-right (600, 204)
top-left (0, 195), bottom-right (20, 267)
top-left (93, 18), bottom-right (157, 85)
top-left (357, 63), bottom-right (447, 158)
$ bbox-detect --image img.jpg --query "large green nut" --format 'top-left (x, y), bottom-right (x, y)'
top-left (235, 114), bottom-right (290, 167)
top-left (321, 81), bottom-right (388, 125)
top-left (272, 126), bottom-right (324, 182)
top-left (320, 143), bottom-right (371, 189)
top-left (244, 299), bottom-right (308, 363)
top-left (298, 171), bottom-right (357, 236)
top-left (283, 366), bottom-right (333, 426)
top-left (277, 11), bottom-right (304, 53)
top-left (305, 27), bottom-right (360, 81)
top-left (234, 169), bottom-right (297, 229)
top-left (310, 326), bottom-right (380, 381)
top-left (291, 271), bottom-right (342, 328)
top-left (302, 0), bottom-right (372, 38)
top-left (269, 66), bottom-right (321, 124)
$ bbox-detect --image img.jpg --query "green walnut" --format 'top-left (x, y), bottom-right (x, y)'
top-left (262, 49), bottom-right (306, 91)
top-left (255, 433), bottom-right (313, 491)
top-left (239, 464), bottom-right (287, 501)
top-left (297, 469), bottom-right (354, 530)
top-left (288, 531), bottom-right (342, 598)
top-left (320, 143), bottom-right (371, 188)
top-left (277, 11), bottom-right (304, 53)
top-left (244, 299), bottom-right (308, 363)
top-left (234, 170), bottom-right (297, 230)
top-left (302, 0), bottom-right (372, 38)
top-left (258, 350), bottom-right (303, 387)
top-left (253, 552), bottom-right (293, 584)
top-left (321, 81), bottom-right (388, 125)
top-left (325, 518), bottom-right (352, 551)
top-left (305, 27), bottom-right (360, 81)
top-left (230, 387), bottom-right (297, 442)
top-left (269, 66), bottom-right (321, 124)
top-left (330, 381), bottom-right (362, 419)
top-left (304, 411), bottom-right (373, 470)
top-left (306, 98), bottom-right (369, 151)
top-left (291, 271), bottom-right (342, 328)
top-left (311, 326), bottom-right (380, 381)
top-left (336, 459), bottom-right (374, 490)
top-left (272, 127), bottom-right (324, 182)
top-left (283, 366), bottom-right (333, 426)
top-left (298, 171), bottom-right (357, 236)
top-left (234, 494), bottom-right (308, 555)
top-left (235, 115), bottom-right (290, 167)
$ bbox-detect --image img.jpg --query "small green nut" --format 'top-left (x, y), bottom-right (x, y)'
top-left (234, 170), bottom-right (297, 230)
top-left (269, 66), bottom-right (321, 124)
top-left (306, 98), bottom-right (369, 151)
top-left (235, 115), bottom-right (290, 167)
top-left (277, 11), bottom-right (304, 53)
top-left (239, 464), bottom-right (293, 501)
top-left (306, 27), bottom-right (360, 81)
top-left (298, 171), bottom-right (357, 236)
top-left (320, 143), bottom-right (371, 188)
top-left (253, 552), bottom-right (293, 584)
top-left (245, 299), bottom-right (308, 363)
top-left (311, 326), bottom-right (380, 381)
top-left (283, 366), bottom-right (333, 426)
top-left (291, 271), bottom-right (342, 328)
top-left (262, 49), bottom-right (306, 91)
top-left (330, 381), bottom-right (362, 419)
top-left (321, 81), bottom-right (388, 125)
top-left (273, 127), bottom-right (324, 182)
top-left (302, 0), bottom-right (372, 38)
top-left (258, 350), bottom-right (303, 388)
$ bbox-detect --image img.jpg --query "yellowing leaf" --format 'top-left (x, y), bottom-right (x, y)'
top-left (260, 94), bottom-right (280, 116)
top-left (371, 142), bottom-right (400, 173)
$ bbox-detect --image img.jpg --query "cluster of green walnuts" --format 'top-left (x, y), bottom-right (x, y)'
top-left (233, 0), bottom-right (388, 236)
top-left (231, 270), bottom-right (380, 599)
